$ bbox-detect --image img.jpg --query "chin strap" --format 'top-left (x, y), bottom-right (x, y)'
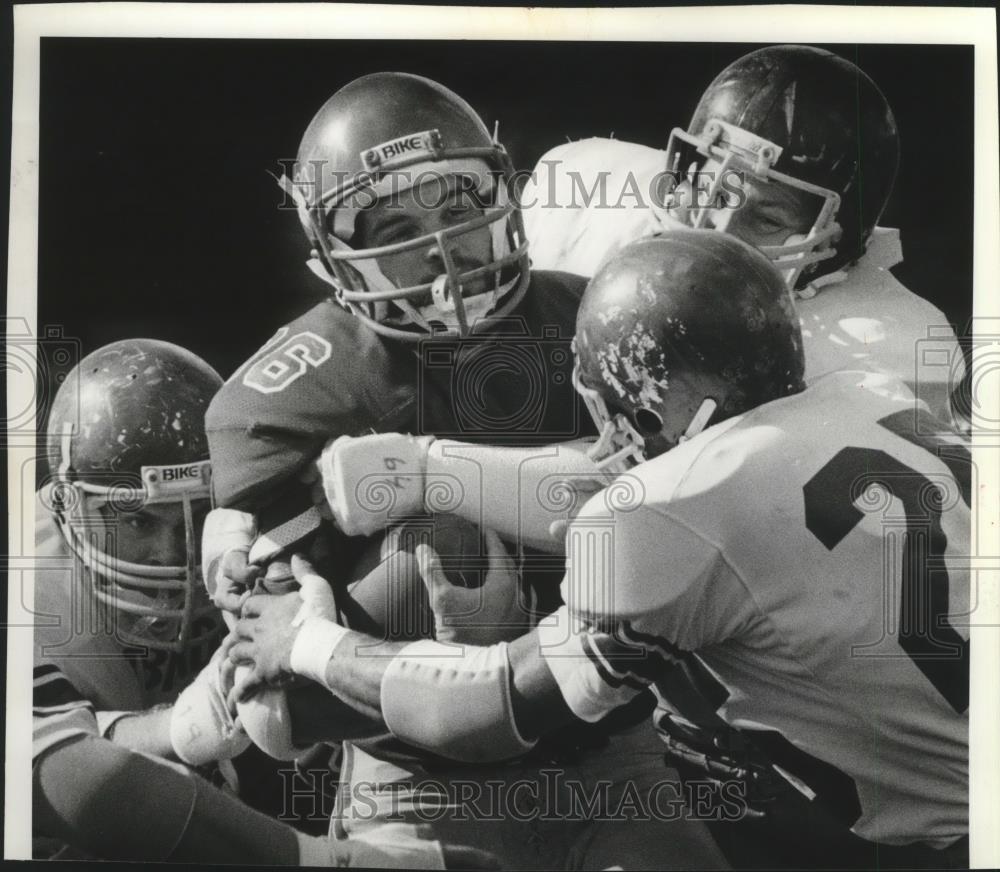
top-left (792, 268), bottom-right (849, 301)
top-left (679, 399), bottom-right (718, 443)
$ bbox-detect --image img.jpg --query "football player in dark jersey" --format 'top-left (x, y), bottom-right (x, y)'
top-left (207, 73), bottom-right (726, 869)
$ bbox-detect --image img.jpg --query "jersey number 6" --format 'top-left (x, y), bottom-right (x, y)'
top-left (242, 332), bottom-right (333, 395)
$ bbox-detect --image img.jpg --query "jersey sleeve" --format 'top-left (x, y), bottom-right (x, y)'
top-left (537, 495), bottom-right (741, 723)
top-left (522, 138), bottom-right (668, 276)
top-left (33, 663), bottom-right (99, 763)
top-left (205, 301), bottom-right (417, 511)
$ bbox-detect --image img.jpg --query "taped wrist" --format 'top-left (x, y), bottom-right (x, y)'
top-left (381, 639), bottom-right (536, 763)
top-left (289, 617), bottom-right (348, 689)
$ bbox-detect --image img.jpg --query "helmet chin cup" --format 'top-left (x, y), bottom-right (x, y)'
top-left (760, 220), bottom-right (841, 291)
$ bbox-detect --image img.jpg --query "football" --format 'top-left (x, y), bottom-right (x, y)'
top-left (338, 513), bottom-right (487, 641)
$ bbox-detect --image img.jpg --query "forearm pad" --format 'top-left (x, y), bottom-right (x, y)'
top-left (380, 639), bottom-right (536, 763)
top-left (426, 439), bottom-right (602, 552)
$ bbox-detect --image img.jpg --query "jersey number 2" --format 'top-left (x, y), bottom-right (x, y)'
top-left (802, 410), bottom-right (970, 714)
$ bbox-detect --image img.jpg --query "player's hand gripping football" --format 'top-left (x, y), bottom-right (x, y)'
top-left (415, 527), bottom-right (526, 646)
top-left (201, 507), bottom-right (262, 624)
top-left (225, 554), bottom-right (341, 703)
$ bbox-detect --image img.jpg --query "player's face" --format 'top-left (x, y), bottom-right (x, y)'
top-left (700, 159), bottom-right (818, 249)
top-left (354, 178), bottom-right (495, 309)
top-left (101, 499), bottom-right (210, 567)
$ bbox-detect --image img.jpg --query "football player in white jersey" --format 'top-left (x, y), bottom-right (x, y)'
top-left (32, 339), bottom-right (467, 868)
top-left (520, 45), bottom-right (965, 426)
top-left (229, 232), bottom-right (970, 867)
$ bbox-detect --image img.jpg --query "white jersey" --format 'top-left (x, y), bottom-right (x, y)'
top-left (32, 497), bottom-right (223, 762)
top-left (540, 372), bottom-right (969, 848)
top-left (522, 138), bottom-right (964, 422)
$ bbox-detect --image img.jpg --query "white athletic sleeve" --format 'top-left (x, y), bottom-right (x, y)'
top-left (537, 494), bottom-right (747, 722)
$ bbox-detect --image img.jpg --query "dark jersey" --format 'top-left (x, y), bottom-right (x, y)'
top-left (206, 270), bottom-right (643, 769)
top-left (206, 270), bottom-right (593, 532)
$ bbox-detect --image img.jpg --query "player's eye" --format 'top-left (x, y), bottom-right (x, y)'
top-left (124, 513), bottom-right (152, 533)
top-left (369, 218), bottom-right (417, 247)
top-left (444, 202), bottom-right (482, 226)
top-left (755, 213), bottom-right (786, 233)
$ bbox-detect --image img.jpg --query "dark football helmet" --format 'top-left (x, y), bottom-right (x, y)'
top-left (45, 339), bottom-right (223, 651)
top-left (573, 230), bottom-right (805, 473)
top-left (281, 72), bottom-right (530, 340)
top-left (663, 45), bottom-right (900, 292)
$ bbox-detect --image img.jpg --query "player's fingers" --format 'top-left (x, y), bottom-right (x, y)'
top-left (414, 543), bottom-right (448, 595)
top-left (221, 548), bottom-right (262, 588)
top-left (226, 639), bottom-right (256, 667)
top-left (219, 628), bottom-right (243, 660)
top-left (230, 616), bottom-right (257, 646)
top-left (481, 527), bottom-right (507, 560)
top-left (240, 593), bottom-right (268, 619)
top-left (219, 649), bottom-right (238, 698)
top-left (291, 554), bottom-right (338, 622)
top-left (213, 588), bottom-right (248, 616)
top-left (234, 666), bottom-right (263, 704)
top-left (290, 553), bottom-right (318, 581)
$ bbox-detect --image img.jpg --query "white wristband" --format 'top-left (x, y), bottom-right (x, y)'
top-left (289, 617), bottom-right (348, 689)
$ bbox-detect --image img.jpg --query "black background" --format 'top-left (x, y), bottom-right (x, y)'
top-left (37, 38), bottom-right (973, 389)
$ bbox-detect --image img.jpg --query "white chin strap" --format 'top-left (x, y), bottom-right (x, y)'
top-left (411, 211), bottom-right (517, 331)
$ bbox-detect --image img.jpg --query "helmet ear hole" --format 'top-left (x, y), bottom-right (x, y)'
top-left (634, 407), bottom-right (664, 437)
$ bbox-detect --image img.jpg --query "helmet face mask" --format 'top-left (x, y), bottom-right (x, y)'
top-left (320, 178), bottom-right (526, 335)
top-left (285, 74), bottom-right (531, 340)
top-left (664, 120), bottom-right (842, 291)
top-left (662, 45), bottom-right (899, 293)
top-left (50, 463), bottom-right (214, 652)
top-left (45, 339), bottom-right (222, 653)
top-left (571, 352), bottom-right (647, 475)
